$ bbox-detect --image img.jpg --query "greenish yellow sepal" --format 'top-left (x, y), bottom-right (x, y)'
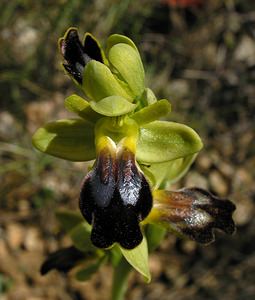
top-left (32, 118), bottom-right (96, 161)
top-left (141, 154), bottom-right (197, 189)
top-left (137, 121), bottom-right (203, 164)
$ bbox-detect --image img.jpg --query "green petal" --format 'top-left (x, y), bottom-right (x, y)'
top-left (90, 96), bottom-right (137, 117)
top-left (120, 236), bottom-right (151, 282)
top-left (82, 60), bottom-right (133, 102)
top-left (106, 34), bottom-right (138, 53)
top-left (131, 99), bottom-right (171, 126)
top-left (64, 94), bottom-right (101, 123)
top-left (32, 118), bottom-right (96, 161)
top-left (141, 154), bottom-right (197, 189)
top-left (108, 43), bottom-right (145, 97)
top-left (137, 121), bottom-right (203, 164)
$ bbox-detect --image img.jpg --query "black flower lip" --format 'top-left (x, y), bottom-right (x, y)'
top-left (59, 28), bottom-right (103, 84)
top-left (79, 142), bottom-right (152, 249)
top-left (152, 187), bottom-right (236, 244)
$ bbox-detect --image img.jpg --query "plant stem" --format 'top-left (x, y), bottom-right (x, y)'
top-left (111, 256), bottom-right (132, 300)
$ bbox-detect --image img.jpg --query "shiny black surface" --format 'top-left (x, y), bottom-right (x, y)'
top-left (79, 147), bottom-right (152, 249)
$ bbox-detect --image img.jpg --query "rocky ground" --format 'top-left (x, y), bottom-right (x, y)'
top-left (0, 1), bottom-right (254, 299)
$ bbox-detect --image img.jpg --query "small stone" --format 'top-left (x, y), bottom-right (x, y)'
top-left (218, 161), bottom-right (234, 177)
top-left (181, 240), bottom-right (197, 254)
top-left (209, 170), bottom-right (228, 196)
top-left (17, 199), bottom-right (30, 217)
top-left (185, 171), bottom-right (209, 190)
top-left (233, 168), bottom-right (253, 190)
top-left (197, 154), bottom-right (212, 171)
top-left (149, 254), bottom-right (163, 278)
top-left (234, 197), bottom-right (254, 226)
top-left (6, 223), bottom-right (25, 250)
top-left (24, 227), bottom-right (44, 252)
top-left (0, 239), bottom-right (9, 257)
top-left (0, 111), bottom-right (21, 139)
top-left (234, 35), bottom-right (255, 65)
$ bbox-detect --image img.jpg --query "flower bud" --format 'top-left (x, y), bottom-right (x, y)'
top-left (60, 29), bottom-right (146, 103)
top-left (59, 28), bottom-right (104, 84)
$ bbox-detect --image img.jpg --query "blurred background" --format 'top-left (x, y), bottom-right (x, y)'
top-left (0, 0), bottom-right (254, 299)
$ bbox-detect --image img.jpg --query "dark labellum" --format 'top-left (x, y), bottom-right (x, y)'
top-left (79, 146), bottom-right (152, 249)
top-left (40, 246), bottom-right (86, 275)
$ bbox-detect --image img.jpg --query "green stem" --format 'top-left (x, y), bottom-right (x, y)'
top-left (111, 257), bottom-right (132, 300)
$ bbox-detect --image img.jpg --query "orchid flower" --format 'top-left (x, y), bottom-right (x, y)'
top-left (33, 29), bottom-right (236, 283)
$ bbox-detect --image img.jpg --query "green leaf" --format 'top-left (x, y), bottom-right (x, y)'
top-left (70, 223), bottom-right (95, 252)
top-left (83, 60), bottom-right (133, 102)
top-left (141, 154), bottom-right (197, 188)
top-left (90, 96), bottom-right (137, 117)
top-left (32, 118), bottom-right (96, 161)
top-left (75, 256), bottom-right (106, 281)
top-left (64, 94), bottom-right (101, 123)
top-left (137, 121), bottom-right (203, 164)
top-left (120, 236), bottom-right (151, 282)
top-left (106, 34), bottom-right (138, 54)
top-left (131, 99), bottom-right (171, 126)
top-left (56, 210), bottom-right (84, 233)
top-left (145, 224), bottom-right (166, 252)
top-left (108, 44), bottom-right (145, 97)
